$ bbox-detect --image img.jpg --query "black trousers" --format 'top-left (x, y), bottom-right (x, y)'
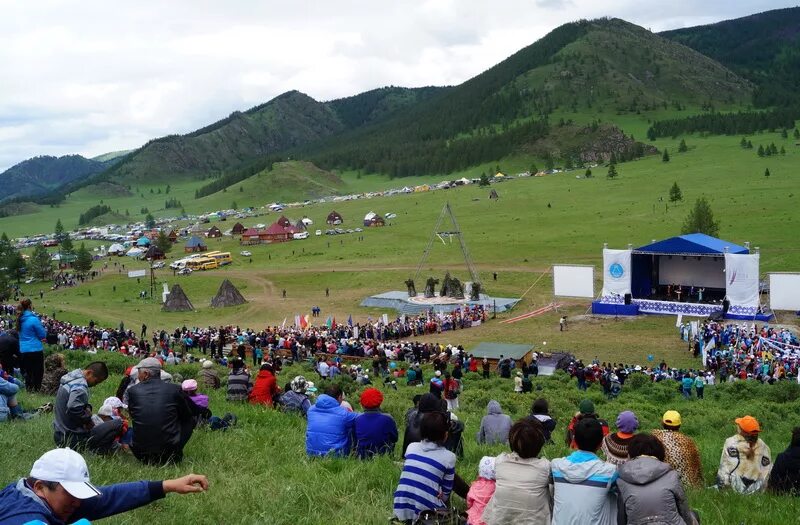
top-left (21, 351), bottom-right (44, 391)
top-left (54, 419), bottom-right (123, 454)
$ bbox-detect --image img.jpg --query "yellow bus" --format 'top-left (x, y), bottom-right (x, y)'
top-left (204, 251), bottom-right (223, 258)
top-left (209, 252), bottom-right (232, 266)
top-left (186, 257), bottom-right (218, 270)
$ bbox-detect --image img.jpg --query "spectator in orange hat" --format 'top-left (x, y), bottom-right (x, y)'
top-left (716, 415), bottom-right (772, 493)
top-left (354, 387), bottom-right (398, 459)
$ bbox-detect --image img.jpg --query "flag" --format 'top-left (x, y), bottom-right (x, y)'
top-left (294, 315), bottom-right (301, 327)
top-left (382, 313), bottom-right (389, 325)
top-left (348, 315), bottom-right (353, 327)
top-left (281, 318), bottom-right (286, 329)
top-left (326, 316), bottom-right (332, 329)
top-left (300, 314), bottom-right (308, 329)
top-left (702, 336), bottom-right (715, 365)
top-left (332, 316), bottom-right (337, 329)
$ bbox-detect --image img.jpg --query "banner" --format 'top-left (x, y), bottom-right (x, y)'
top-left (601, 249), bottom-right (632, 298)
top-left (127, 269), bottom-right (146, 278)
top-left (724, 253), bottom-right (760, 307)
top-left (553, 265), bottom-right (594, 298)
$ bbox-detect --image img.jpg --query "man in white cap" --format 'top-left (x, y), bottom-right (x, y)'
top-left (127, 357), bottom-right (194, 465)
top-left (0, 447), bottom-right (208, 524)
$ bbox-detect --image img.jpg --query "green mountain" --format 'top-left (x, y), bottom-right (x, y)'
top-left (662, 7), bottom-right (800, 107)
top-left (304, 18), bottom-right (751, 177)
top-left (0, 154), bottom-right (107, 202)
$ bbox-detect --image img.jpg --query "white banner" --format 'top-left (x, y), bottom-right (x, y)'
top-left (724, 253), bottom-right (760, 307)
top-left (553, 265), bottom-right (594, 298)
top-left (127, 269), bottom-right (146, 278)
top-left (769, 273), bottom-right (800, 311)
top-left (601, 249), bottom-right (632, 298)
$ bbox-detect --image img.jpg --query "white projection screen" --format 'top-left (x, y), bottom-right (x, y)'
top-left (769, 273), bottom-right (800, 310)
top-left (553, 265), bottom-right (595, 298)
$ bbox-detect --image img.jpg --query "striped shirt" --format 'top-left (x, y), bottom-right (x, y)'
top-left (393, 440), bottom-right (456, 521)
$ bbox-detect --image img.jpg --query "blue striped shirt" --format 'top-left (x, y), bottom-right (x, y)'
top-left (393, 440), bottom-right (456, 521)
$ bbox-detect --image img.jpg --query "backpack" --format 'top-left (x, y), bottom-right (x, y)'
top-left (521, 377), bottom-right (533, 393)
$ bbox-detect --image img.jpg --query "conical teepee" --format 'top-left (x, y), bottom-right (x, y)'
top-left (211, 279), bottom-right (247, 308)
top-left (162, 284), bottom-right (194, 312)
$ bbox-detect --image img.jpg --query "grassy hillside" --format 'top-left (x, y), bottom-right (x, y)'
top-left (663, 7), bottom-right (800, 107)
top-left (3, 353), bottom-right (798, 525)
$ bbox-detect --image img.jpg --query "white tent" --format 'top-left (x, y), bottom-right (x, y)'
top-left (126, 247), bottom-right (144, 258)
top-left (108, 243), bottom-right (125, 255)
top-left (301, 218), bottom-right (313, 226)
top-left (364, 211), bottom-right (377, 222)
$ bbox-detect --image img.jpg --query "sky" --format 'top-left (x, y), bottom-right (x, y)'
top-left (0, 0), bottom-right (794, 172)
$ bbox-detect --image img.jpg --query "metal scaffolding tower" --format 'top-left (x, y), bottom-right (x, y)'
top-left (413, 202), bottom-right (481, 286)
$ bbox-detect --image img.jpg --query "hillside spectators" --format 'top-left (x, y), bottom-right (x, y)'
top-left (249, 363), bottom-right (279, 406)
top-left (769, 426), bottom-right (800, 494)
top-left (306, 384), bottom-right (359, 457)
top-left (652, 410), bottom-right (704, 489)
top-left (354, 387), bottom-right (398, 459)
top-left (476, 400), bottom-right (512, 445)
top-left (565, 399), bottom-right (609, 450)
top-left (527, 398), bottom-right (556, 443)
top-left (716, 416), bottom-right (772, 493)
top-left (226, 359), bottom-right (252, 401)
top-left (601, 411), bottom-right (639, 466)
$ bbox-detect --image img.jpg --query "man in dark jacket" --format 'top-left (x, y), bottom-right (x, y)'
top-left (769, 426), bottom-right (800, 494)
top-left (128, 357), bottom-right (194, 464)
top-left (354, 387), bottom-right (397, 459)
top-left (0, 447), bottom-right (208, 525)
top-left (53, 362), bottom-right (121, 453)
top-left (0, 329), bottom-right (20, 374)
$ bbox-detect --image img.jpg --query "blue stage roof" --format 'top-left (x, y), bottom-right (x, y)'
top-left (634, 233), bottom-right (748, 255)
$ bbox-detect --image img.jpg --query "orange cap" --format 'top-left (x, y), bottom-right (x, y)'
top-left (735, 415), bottom-right (761, 433)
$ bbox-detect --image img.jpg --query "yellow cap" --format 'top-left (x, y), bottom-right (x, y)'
top-left (662, 410), bottom-right (682, 426)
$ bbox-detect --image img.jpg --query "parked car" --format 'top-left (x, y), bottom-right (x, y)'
top-left (293, 231), bottom-right (309, 240)
top-left (315, 230), bottom-right (322, 236)
top-left (240, 250), bottom-right (252, 257)
top-left (178, 268), bottom-right (192, 275)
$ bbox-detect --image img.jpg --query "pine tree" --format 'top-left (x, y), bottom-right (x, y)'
top-left (678, 139), bottom-right (688, 153)
top-left (6, 251), bottom-right (26, 284)
top-left (29, 244), bottom-right (54, 280)
top-left (607, 161), bottom-right (618, 179)
top-left (747, 140), bottom-right (753, 149)
top-left (669, 182), bottom-right (683, 202)
top-left (682, 197), bottom-right (719, 237)
top-left (145, 213), bottom-right (155, 229)
top-left (781, 146), bottom-right (786, 155)
top-left (73, 243), bottom-right (93, 276)
top-left (662, 149), bottom-right (670, 162)
top-left (740, 137), bottom-right (748, 148)
top-left (765, 168), bottom-right (770, 177)
top-left (757, 145), bottom-right (765, 157)
top-left (781, 129), bottom-right (788, 139)
top-left (155, 230), bottom-right (172, 254)
top-left (794, 128), bottom-right (800, 140)
top-left (231, 201), bottom-right (238, 210)
top-left (479, 173), bottom-right (490, 186)
top-left (585, 168), bottom-right (592, 178)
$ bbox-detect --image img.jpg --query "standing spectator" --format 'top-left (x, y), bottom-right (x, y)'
top-left (681, 374), bottom-right (693, 399)
top-left (198, 360), bottom-right (220, 389)
top-left (53, 362), bottom-right (121, 453)
top-left (40, 353), bottom-right (68, 396)
top-left (249, 363), bottom-right (279, 406)
top-left (476, 400), bottom-right (512, 445)
top-left (514, 371), bottom-right (523, 393)
top-left (226, 359), bottom-right (252, 401)
top-left (694, 374), bottom-right (705, 399)
top-left (482, 357), bottom-right (490, 379)
top-left (559, 316), bottom-right (566, 331)
top-left (393, 412), bottom-right (456, 523)
top-left (482, 418), bottom-right (552, 525)
top-left (527, 398), bottom-right (556, 443)
top-left (716, 416), bottom-right (772, 493)
top-left (18, 299), bottom-right (47, 391)
top-left (566, 400), bottom-right (609, 450)
top-left (306, 384), bottom-right (359, 456)
top-left (552, 418), bottom-right (618, 525)
top-left (652, 410), bottom-right (704, 489)
top-left (0, 448), bottom-right (208, 524)
top-left (601, 411), bottom-right (639, 466)
top-left (466, 456), bottom-right (496, 525)
top-left (127, 357), bottom-right (195, 464)
top-left (616, 434), bottom-right (698, 525)
top-left (429, 370), bottom-right (444, 397)
top-left (575, 366), bottom-right (587, 391)
top-left (354, 387), bottom-right (398, 459)
top-left (443, 371), bottom-right (460, 411)
top-left (769, 426), bottom-right (800, 494)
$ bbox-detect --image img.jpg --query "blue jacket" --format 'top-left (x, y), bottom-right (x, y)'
top-left (355, 409), bottom-right (398, 459)
top-left (306, 394), bottom-right (359, 456)
top-left (0, 478), bottom-right (165, 524)
top-left (19, 310), bottom-right (46, 353)
top-left (0, 375), bottom-right (20, 422)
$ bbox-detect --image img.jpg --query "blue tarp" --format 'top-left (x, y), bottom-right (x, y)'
top-left (634, 233), bottom-right (748, 255)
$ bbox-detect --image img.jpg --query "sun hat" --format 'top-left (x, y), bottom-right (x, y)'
top-left (662, 410), bottom-right (682, 427)
top-left (97, 405), bottom-right (114, 417)
top-left (202, 360), bottom-right (214, 369)
top-left (735, 415), bottom-right (761, 433)
top-left (30, 448), bottom-right (102, 500)
top-left (103, 396), bottom-right (127, 410)
top-left (579, 399), bottom-right (595, 415)
top-left (616, 411), bottom-right (639, 433)
top-left (478, 456), bottom-right (497, 480)
top-left (360, 387), bottom-right (384, 409)
top-left (181, 379), bottom-right (198, 392)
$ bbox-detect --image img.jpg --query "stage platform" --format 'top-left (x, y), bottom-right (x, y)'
top-left (361, 291), bottom-right (520, 315)
top-left (592, 297), bottom-right (773, 321)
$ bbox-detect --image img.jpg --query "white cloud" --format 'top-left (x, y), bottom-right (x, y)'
top-left (0, 0), bottom-right (794, 171)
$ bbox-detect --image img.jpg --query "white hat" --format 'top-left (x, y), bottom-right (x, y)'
top-left (435, 370), bottom-right (442, 377)
top-left (97, 405), bottom-right (114, 417)
top-left (103, 396), bottom-right (127, 410)
top-left (30, 448), bottom-right (101, 500)
top-left (202, 360), bottom-right (214, 369)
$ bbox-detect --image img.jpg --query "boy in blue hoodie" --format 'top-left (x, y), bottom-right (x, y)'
top-left (306, 384), bottom-right (359, 456)
top-left (552, 417), bottom-right (618, 525)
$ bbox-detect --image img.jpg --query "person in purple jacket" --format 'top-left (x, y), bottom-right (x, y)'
top-left (0, 448), bottom-right (208, 525)
top-left (355, 387), bottom-right (398, 459)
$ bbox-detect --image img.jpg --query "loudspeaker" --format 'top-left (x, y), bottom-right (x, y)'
top-left (722, 299), bottom-right (730, 315)
top-left (624, 293), bottom-right (632, 305)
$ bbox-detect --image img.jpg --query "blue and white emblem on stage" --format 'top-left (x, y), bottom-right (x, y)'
top-left (609, 263), bottom-right (624, 279)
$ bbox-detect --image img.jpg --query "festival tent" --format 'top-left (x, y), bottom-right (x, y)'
top-left (211, 279), bottom-right (247, 308)
top-left (162, 284), bottom-right (194, 312)
top-left (276, 215), bottom-right (291, 227)
top-left (184, 236), bottom-right (208, 253)
top-left (126, 247), bottom-right (144, 258)
top-left (363, 211), bottom-right (385, 227)
top-left (144, 245), bottom-right (165, 260)
top-left (207, 226), bottom-right (222, 238)
top-left (326, 211), bottom-right (343, 225)
top-left (108, 243), bottom-right (125, 255)
top-left (231, 222), bottom-right (246, 235)
top-left (136, 237), bottom-right (150, 247)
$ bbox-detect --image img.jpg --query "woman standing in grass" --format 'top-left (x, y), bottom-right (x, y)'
top-left (17, 299), bottom-right (46, 391)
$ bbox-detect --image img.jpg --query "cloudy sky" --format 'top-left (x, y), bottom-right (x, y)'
top-left (0, 0), bottom-right (793, 171)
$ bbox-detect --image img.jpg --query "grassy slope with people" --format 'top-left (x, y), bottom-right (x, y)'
top-left (2, 352), bottom-right (798, 524)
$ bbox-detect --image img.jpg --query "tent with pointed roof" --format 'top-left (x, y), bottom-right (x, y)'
top-left (184, 235), bottom-right (208, 253)
top-left (232, 222), bottom-right (246, 235)
top-left (276, 215), bottom-right (291, 227)
top-left (136, 236), bottom-right (150, 247)
top-left (162, 284), bottom-right (194, 312)
top-left (326, 211), bottom-right (343, 225)
top-left (144, 245), bottom-right (165, 260)
top-left (211, 279), bottom-right (247, 308)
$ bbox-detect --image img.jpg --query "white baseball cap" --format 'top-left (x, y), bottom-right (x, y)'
top-left (30, 448), bottom-right (102, 499)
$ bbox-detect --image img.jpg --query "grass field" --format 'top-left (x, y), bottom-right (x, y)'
top-left (2, 352), bottom-right (798, 525)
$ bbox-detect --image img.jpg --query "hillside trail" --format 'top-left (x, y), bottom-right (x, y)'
top-left (224, 264), bottom-right (554, 275)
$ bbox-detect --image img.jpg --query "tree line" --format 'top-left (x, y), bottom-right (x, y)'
top-left (78, 205), bottom-right (112, 226)
top-left (647, 109), bottom-right (798, 139)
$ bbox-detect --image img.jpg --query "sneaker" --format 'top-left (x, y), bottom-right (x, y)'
top-left (37, 402), bottom-right (53, 414)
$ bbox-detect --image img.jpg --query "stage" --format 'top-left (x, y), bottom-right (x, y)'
top-left (592, 296), bottom-right (773, 321)
top-left (361, 291), bottom-right (521, 315)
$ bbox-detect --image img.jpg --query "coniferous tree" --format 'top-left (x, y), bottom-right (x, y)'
top-left (747, 140), bottom-right (753, 149)
top-left (29, 244), bottom-right (54, 281)
top-left (145, 213), bottom-right (155, 229)
top-left (607, 161), bottom-right (618, 179)
top-left (73, 243), bottom-right (92, 276)
top-left (757, 145), bottom-right (765, 157)
top-left (678, 139), bottom-right (688, 153)
top-left (662, 149), bottom-right (670, 162)
top-left (780, 146), bottom-right (786, 155)
top-left (765, 168), bottom-right (771, 177)
top-left (155, 230), bottom-right (172, 254)
top-left (770, 143), bottom-right (778, 155)
top-left (478, 173), bottom-right (490, 186)
top-left (585, 168), bottom-right (592, 178)
top-left (740, 137), bottom-right (748, 148)
top-left (794, 128), bottom-right (800, 140)
top-left (781, 129), bottom-right (788, 139)
top-left (669, 182), bottom-right (683, 202)
top-left (682, 197), bottom-right (719, 237)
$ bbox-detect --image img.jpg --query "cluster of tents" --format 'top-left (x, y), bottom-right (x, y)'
top-left (162, 279), bottom-right (247, 312)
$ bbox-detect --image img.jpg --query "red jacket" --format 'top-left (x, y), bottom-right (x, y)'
top-left (249, 370), bottom-right (278, 406)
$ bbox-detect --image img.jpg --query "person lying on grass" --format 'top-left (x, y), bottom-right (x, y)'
top-left (0, 447), bottom-right (208, 525)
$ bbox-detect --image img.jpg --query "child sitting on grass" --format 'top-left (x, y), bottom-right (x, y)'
top-left (466, 456), bottom-right (496, 525)
top-left (393, 411), bottom-right (456, 524)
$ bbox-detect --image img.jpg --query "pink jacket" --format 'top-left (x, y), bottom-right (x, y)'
top-left (466, 477), bottom-right (496, 525)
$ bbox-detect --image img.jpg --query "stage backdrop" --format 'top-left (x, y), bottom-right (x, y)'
top-left (601, 249), bottom-right (632, 298)
top-left (769, 273), bottom-right (800, 310)
top-left (658, 256), bottom-right (725, 288)
top-left (724, 253), bottom-right (760, 307)
top-left (553, 265), bottom-right (594, 298)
